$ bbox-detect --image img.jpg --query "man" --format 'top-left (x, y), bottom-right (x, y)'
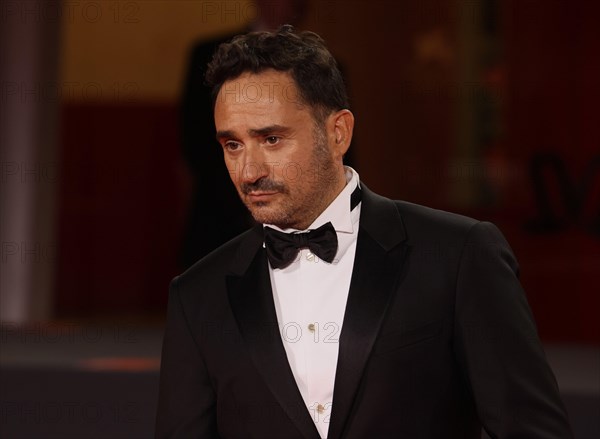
top-left (156, 26), bottom-right (572, 438)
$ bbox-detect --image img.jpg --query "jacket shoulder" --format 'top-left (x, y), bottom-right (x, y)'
top-left (360, 185), bottom-right (485, 249)
top-left (174, 226), bottom-right (261, 296)
top-left (392, 199), bottom-right (480, 244)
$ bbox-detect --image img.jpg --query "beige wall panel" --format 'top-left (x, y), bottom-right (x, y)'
top-left (60, 0), bottom-right (254, 102)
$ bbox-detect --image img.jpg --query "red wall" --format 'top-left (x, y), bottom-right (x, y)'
top-left (56, 103), bottom-right (189, 316)
top-left (501, 0), bottom-right (600, 343)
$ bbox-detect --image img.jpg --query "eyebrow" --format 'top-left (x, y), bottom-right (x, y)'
top-left (215, 130), bottom-right (235, 141)
top-left (248, 124), bottom-right (290, 136)
top-left (215, 125), bottom-right (291, 141)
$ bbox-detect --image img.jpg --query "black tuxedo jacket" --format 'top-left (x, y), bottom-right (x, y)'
top-left (156, 185), bottom-right (572, 438)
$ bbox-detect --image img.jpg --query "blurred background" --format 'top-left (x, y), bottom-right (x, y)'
top-left (1, 0), bottom-right (598, 437)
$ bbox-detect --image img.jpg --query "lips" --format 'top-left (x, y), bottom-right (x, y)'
top-left (247, 192), bottom-right (278, 202)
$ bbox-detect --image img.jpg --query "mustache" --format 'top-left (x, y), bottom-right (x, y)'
top-left (241, 178), bottom-right (286, 195)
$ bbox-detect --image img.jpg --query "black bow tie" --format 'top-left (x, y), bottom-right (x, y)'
top-left (264, 222), bottom-right (338, 269)
top-left (263, 185), bottom-right (362, 269)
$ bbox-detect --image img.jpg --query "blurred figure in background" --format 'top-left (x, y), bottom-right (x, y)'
top-left (180, 0), bottom-right (309, 268)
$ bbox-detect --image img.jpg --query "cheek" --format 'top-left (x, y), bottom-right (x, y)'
top-left (278, 163), bottom-right (303, 185)
top-left (272, 162), bottom-right (287, 181)
top-left (223, 157), bottom-right (240, 185)
top-left (275, 148), bottom-right (307, 180)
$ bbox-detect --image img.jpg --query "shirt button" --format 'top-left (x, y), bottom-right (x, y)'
top-left (308, 323), bottom-right (315, 332)
top-left (317, 404), bottom-right (325, 414)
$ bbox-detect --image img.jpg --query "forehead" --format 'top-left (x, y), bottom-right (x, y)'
top-left (214, 70), bottom-right (310, 127)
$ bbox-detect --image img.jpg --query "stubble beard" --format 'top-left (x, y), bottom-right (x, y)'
top-left (241, 124), bottom-right (341, 229)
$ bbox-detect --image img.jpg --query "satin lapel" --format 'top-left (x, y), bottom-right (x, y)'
top-left (226, 231), bottom-right (320, 439)
top-left (327, 185), bottom-right (409, 439)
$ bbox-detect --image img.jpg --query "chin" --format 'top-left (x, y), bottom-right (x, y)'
top-left (249, 208), bottom-right (289, 227)
top-left (248, 206), bottom-right (274, 224)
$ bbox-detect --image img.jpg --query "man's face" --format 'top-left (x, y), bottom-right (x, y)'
top-left (214, 70), bottom-right (346, 230)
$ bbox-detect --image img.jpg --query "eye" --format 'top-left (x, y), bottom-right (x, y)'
top-left (265, 136), bottom-right (280, 145)
top-left (223, 141), bottom-right (242, 152)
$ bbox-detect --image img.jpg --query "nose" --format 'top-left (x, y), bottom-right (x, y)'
top-left (240, 144), bottom-right (269, 184)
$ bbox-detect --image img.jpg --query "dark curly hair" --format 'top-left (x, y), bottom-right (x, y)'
top-left (205, 25), bottom-right (349, 122)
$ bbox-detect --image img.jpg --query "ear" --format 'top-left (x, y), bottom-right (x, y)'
top-left (328, 109), bottom-right (354, 160)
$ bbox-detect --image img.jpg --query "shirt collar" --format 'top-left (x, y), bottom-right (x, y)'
top-left (306, 166), bottom-right (360, 234)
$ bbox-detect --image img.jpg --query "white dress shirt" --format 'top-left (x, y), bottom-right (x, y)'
top-left (265, 167), bottom-right (361, 438)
